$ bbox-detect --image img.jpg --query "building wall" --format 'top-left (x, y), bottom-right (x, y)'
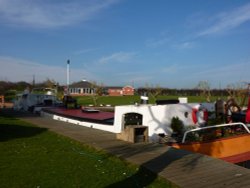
top-left (69, 88), bottom-right (95, 96)
top-left (108, 89), bottom-right (123, 96)
top-left (108, 86), bottom-right (134, 96)
top-left (122, 86), bottom-right (134, 96)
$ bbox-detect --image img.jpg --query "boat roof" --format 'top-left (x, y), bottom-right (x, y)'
top-left (44, 107), bottom-right (114, 122)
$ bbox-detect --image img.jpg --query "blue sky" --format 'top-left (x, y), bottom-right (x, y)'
top-left (0, 0), bottom-right (249, 88)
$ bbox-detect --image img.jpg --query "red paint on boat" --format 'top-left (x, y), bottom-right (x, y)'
top-left (44, 107), bottom-right (114, 121)
top-left (171, 134), bottom-right (250, 163)
top-left (246, 97), bottom-right (250, 123)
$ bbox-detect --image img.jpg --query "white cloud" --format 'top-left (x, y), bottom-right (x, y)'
top-left (145, 37), bottom-right (170, 48)
top-left (98, 51), bottom-right (136, 64)
top-left (114, 71), bottom-right (153, 86)
top-left (195, 62), bottom-right (248, 77)
top-left (198, 3), bottom-right (250, 36)
top-left (73, 48), bottom-right (98, 55)
top-left (173, 41), bottom-right (195, 50)
top-left (0, 56), bottom-right (94, 84)
top-left (161, 64), bottom-right (181, 74)
top-left (188, 62), bottom-right (250, 87)
top-left (0, 0), bottom-right (119, 28)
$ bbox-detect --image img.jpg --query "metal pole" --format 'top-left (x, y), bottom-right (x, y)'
top-left (67, 59), bottom-right (70, 95)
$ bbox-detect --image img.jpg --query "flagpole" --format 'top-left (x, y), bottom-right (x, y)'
top-left (67, 59), bottom-right (70, 95)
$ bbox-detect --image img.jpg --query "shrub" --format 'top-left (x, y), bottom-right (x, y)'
top-left (171, 117), bottom-right (184, 135)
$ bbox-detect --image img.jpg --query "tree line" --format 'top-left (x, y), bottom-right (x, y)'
top-left (0, 80), bottom-right (248, 105)
top-left (0, 79), bottom-right (64, 101)
top-left (137, 87), bottom-right (228, 96)
top-left (0, 80), bottom-right (226, 100)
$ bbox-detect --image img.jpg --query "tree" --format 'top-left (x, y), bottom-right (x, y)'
top-left (89, 81), bottom-right (104, 106)
top-left (35, 78), bottom-right (56, 89)
top-left (196, 81), bottom-right (211, 102)
top-left (226, 82), bottom-right (249, 107)
top-left (144, 83), bottom-right (163, 103)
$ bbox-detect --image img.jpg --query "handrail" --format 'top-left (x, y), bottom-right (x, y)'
top-left (182, 123), bottom-right (250, 143)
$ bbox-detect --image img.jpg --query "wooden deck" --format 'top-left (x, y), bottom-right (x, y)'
top-left (2, 109), bottom-right (250, 188)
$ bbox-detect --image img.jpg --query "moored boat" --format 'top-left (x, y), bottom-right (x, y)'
top-left (170, 123), bottom-right (250, 164)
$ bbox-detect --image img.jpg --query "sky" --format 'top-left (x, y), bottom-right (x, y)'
top-left (0, 0), bottom-right (249, 89)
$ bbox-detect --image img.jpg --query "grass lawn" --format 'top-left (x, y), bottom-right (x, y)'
top-left (0, 115), bottom-right (176, 188)
top-left (75, 95), bottom-right (225, 107)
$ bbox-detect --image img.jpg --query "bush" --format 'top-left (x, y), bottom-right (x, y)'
top-left (171, 117), bottom-right (184, 135)
top-left (4, 90), bottom-right (17, 102)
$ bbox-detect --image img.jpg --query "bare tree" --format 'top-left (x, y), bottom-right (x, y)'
top-left (144, 83), bottom-right (163, 103)
top-left (90, 81), bottom-right (104, 106)
top-left (226, 82), bottom-right (249, 107)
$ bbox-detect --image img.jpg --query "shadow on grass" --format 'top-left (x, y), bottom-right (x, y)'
top-left (0, 124), bottom-right (48, 142)
top-left (0, 109), bottom-right (47, 141)
top-left (0, 108), bottom-right (39, 118)
top-left (106, 166), bottom-right (160, 188)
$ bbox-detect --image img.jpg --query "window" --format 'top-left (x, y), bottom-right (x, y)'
top-left (124, 113), bottom-right (143, 126)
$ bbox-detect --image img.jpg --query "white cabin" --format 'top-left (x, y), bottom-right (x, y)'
top-left (114, 103), bottom-right (205, 142)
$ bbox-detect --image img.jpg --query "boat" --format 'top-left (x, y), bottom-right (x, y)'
top-left (13, 88), bottom-right (62, 113)
top-left (170, 122), bottom-right (250, 164)
top-left (170, 94), bottom-right (250, 165)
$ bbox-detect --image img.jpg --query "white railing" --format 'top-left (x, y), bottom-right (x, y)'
top-left (182, 122), bottom-right (250, 143)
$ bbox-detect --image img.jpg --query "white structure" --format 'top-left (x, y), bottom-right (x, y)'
top-left (114, 103), bottom-right (204, 142)
top-left (42, 112), bottom-right (115, 133)
top-left (178, 97), bottom-right (188, 103)
top-left (13, 89), bottom-right (60, 112)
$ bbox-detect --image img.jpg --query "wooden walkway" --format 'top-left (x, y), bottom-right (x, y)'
top-left (4, 109), bottom-right (250, 188)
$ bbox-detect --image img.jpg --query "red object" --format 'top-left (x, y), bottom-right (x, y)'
top-left (246, 97), bottom-right (250, 123)
top-left (192, 108), bottom-right (208, 125)
top-left (221, 151), bottom-right (250, 164)
top-left (44, 108), bottom-right (114, 121)
top-left (108, 86), bottom-right (135, 96)
top-left (192, 108), bottom-right (198, 124)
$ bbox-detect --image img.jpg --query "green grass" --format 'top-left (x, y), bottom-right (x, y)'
top-left (0, 115), bottom-right (176, 188)
top-left (76, 95), bottom-right (140, 106)
top-left (75, 95), bottom-right (226, 106)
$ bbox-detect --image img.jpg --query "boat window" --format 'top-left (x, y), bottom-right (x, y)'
top-left (184, 112), bottom-right (189, 118)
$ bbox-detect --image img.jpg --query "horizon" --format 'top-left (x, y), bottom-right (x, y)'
top-left (0, 0), bottom-right (249, 89)
top-left (1, 79), bottom-right (248, 90)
